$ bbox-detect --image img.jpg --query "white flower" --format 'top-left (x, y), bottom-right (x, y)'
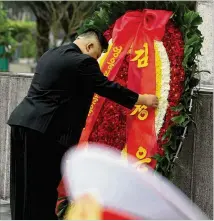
top-left (154, 41), bottom-right (170, 136)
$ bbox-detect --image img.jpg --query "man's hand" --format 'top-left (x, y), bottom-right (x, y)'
top-left (136, 94), bottom-right (158, 108)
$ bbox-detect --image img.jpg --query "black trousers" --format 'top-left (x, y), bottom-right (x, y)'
top-left (10, 126), bottom-right (69, 220)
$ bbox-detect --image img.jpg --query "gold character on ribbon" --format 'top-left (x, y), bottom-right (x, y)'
top-left (103, 46), bottom-right (123, 77)
top-left (88, 94), bottom-right (99, 116)
top-left (130, 105), bottom-right (148, 120)
top-left (134, 146), bottom-right (151, 172)
top-left (92, 94), bottom-right (99, 105)
top-left (131, 43), bottom-right (149, 68)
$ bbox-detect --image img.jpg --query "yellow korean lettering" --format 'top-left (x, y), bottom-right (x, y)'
top-left (134, 146), bottom-right (151, 172)
top-left (131, 43), bottom-right (149, 68)
top-left (130, 105), bottom-right (148, 120)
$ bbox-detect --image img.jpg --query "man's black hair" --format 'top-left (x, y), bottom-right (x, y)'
top-left (78, 28), bottom-right (108, 52)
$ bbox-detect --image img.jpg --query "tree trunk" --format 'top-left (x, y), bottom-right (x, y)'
top-left (36, 17), bottom-right (50, 59)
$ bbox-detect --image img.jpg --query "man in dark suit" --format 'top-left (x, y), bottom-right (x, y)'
top-left (7, 29), bottom-right (158, 220)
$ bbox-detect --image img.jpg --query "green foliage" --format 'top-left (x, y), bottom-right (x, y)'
top-left (78, 1), bottom-right (196, 34)
top-left (8, 20), bottom-right (36, 42)
top-left (8, 20), bottom-right (36, 58)
top-left (0, 2), bottom-right (36, 58)
top-left (0, 3), bottom-right (16, 57)
top-left (20, 33), bottom-right (36, 58)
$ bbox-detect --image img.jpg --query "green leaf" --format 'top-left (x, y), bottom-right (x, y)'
top-left (183, 46), bottom-right (193, 67)
top-left (192, 15), bottom-right (203, 26)
top-left (165, 152), bottom-right (170, 162)
top-left (171, 103), bottom-right (184, 112)
top-left (163, 141), bottom-right (172, 148)
top-left (152, 154), bottom-right (162, 161)
top-left (172, 115), bottom-right (186, 125)
top-left (181, 119), bottom-right (191, 127)
top-left (185, 85), bottom-right (190, 91)
top-left (184, 11), bottom-right (203, 26)
top-left (184, 46), bottom-right (193, 57)
top-left (162, 127), bottom-right (172, 141)
top-left (185, 34), bottom-right (200, 47)
top-left (194, 28), bottom-right (202, 37)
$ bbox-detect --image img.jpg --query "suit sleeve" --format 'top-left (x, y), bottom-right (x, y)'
top-left (79, 57), bottom-right (138, 109)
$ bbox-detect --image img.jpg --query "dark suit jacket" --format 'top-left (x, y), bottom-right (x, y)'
top-left (7, 43), bottom-right (138, 147)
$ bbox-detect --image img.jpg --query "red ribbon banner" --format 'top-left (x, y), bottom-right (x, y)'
top-left (79, 10), bottom-right (172, 170)
top-left (126, 10), bottom-right (172, 169)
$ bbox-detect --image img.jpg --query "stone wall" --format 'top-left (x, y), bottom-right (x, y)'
top-left (0, 73), bottom-right (33, 200)
top-left (172, 92), bottom-right (213, 219)
top-left (197, 1), bottom-right (214, 91)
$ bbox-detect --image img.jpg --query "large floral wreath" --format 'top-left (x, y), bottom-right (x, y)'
top-left (56, 2), bottom-right (203, 218)
top-left (77, 1), bottom-right (204, 178)
top-left (88, 19), bottom-right (184, 160)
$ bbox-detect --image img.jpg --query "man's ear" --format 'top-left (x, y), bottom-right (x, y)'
top-left (86, 43), bottom-right (93, 52)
